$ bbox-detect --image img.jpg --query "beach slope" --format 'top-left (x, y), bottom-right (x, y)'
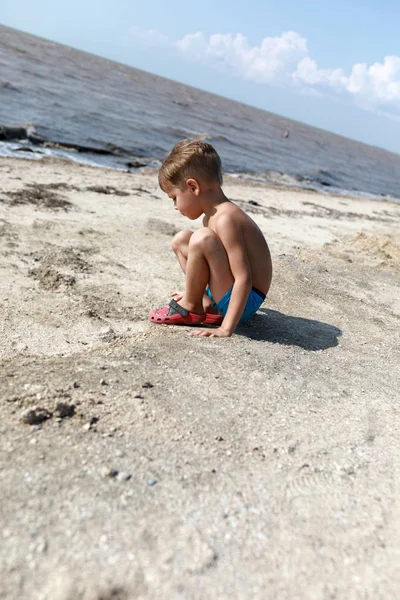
top-left (1, 157), bottom-right (400, 599)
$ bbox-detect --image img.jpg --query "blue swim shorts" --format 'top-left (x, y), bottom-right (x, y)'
top-left (206, 286), bottom-right (266, 323)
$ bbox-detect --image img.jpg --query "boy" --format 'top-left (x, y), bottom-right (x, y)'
top-left (149, 138), bottom-right (272, 337)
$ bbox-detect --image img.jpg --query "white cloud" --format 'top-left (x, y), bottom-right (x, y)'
top-left (293, 57), bottom-right (347, 90)
top-left (176, 31), bottom-right (400, 117)
top-left (348, 56), bottom-right (400, 103)
top-left (177, 31), bottom-right (308, 84)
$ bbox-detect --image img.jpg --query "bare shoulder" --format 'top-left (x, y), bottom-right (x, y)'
top-left (213, 201), bottom-right (255, 231)
top-left (216, 200), bottom-right (241, 219)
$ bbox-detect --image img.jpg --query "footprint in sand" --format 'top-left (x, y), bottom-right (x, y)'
top-left (146, 218), bottom-right (178, 237)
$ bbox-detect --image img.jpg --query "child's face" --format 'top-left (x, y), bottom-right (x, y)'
top-left (166, 182), bottom-right (202, 220)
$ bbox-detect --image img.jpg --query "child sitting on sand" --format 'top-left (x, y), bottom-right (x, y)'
top-left (149, 138), bottom-right (272, 337)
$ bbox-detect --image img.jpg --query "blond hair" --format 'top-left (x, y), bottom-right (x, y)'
top-left (158, 137), bottom-right (223, 190)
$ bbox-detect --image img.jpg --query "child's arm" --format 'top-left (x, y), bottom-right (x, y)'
top-left (194, 216), bottom-right (252, 337)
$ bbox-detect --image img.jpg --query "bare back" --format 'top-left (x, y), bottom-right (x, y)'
top-left (205, 200), bottom-right (272, 295)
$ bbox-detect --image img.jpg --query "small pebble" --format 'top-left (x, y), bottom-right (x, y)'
top-left (21, 407), bottom-right (52, 425)
top-left (54, 402), bottom-right (75, 419)
top-left (35, 538), bottom-right (48, 553)
top-left (100, 467), bottom-right (119, 479)
top-left (147, 479), bottom-right (157, 486)
top-left (116, 471), bottom-right (132, 481)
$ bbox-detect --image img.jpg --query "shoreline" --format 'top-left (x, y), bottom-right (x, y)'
top-left (1, 144), bottom-right (399, 204)
top-left (1, 155), bottom-right (400, 598)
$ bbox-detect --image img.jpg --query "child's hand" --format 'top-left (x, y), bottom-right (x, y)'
top-left (170, 291), bottom-right (184, 302)
top-left (191, 327), bottom-right (232, 338)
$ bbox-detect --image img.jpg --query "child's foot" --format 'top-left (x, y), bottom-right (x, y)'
top-left (170, 291), bottom-right (184, 302)
top-left (172, 290), bottom-right (221, 318)
top-left (149, 299), bottom-right (205, 325)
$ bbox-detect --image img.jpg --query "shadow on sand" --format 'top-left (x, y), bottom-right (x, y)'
top-left (236, 308), bottom-right (342, 351)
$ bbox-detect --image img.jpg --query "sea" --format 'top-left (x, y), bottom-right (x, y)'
top-left (1, 25), bottom-right (400, 202)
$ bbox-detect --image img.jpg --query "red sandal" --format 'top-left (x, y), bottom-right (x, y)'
top-left (202, 313), bottom-right (223, 326)
top-left (149, 299), bottom-right (205, 326)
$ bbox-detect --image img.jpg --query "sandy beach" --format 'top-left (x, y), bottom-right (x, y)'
top-left (1, 155), bottom-right (400, 599)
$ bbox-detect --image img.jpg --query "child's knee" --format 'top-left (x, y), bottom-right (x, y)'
top-left (171, 230), bottom-right (193, 252)
top-left (189, 227), bottom-right (218, 250)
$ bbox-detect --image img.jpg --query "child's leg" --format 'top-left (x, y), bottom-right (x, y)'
top-left (172, 228), bottom-right (233, 314)
top-left (171, 230), bottom-right (211, 311)
top-left (171, 230), bottom-right (193, 274)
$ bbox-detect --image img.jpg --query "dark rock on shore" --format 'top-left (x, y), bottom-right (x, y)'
top-left (0, 123), bottom-right (44, 144)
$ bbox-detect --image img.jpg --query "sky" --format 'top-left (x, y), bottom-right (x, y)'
top-left (1, 0), bottom-right (400, 154)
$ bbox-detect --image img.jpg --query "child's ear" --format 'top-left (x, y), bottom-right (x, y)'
top-left (186, 178), bottom-right (200, 195)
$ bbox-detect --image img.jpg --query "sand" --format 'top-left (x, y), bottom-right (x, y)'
top-left (1, 156), bottom-right (400, 599)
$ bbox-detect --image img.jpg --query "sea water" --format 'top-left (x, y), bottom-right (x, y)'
top-left (1, 25), bottom-right (399, 201)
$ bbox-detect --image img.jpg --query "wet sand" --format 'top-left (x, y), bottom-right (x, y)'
top-left (1, 156), bottom-right (400, 599)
